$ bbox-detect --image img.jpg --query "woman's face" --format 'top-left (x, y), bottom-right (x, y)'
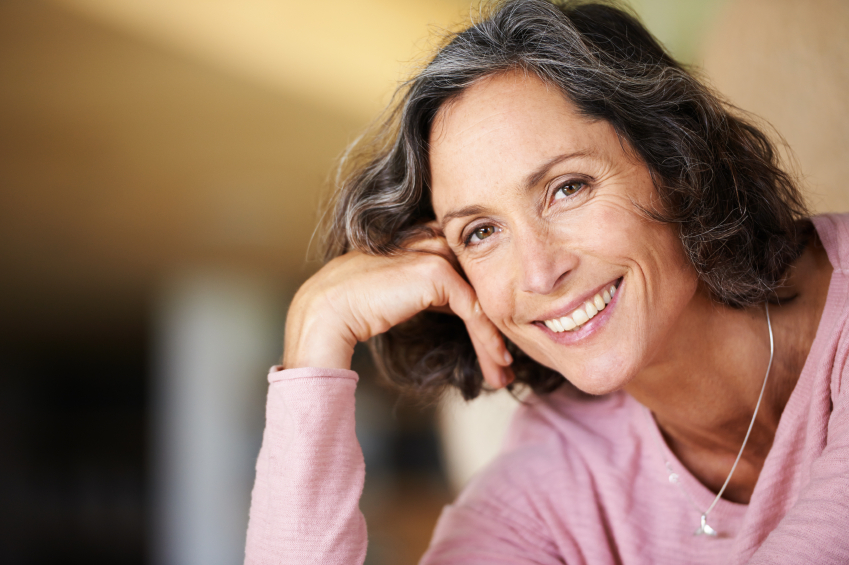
top-left (430, 72), bottom-right (700, 395)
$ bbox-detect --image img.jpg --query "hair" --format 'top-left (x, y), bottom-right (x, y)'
top-left (321, 0), bottom-right (808, 401)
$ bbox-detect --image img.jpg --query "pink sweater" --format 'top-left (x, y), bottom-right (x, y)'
top-left (244, 214), bottom-right (849, 564)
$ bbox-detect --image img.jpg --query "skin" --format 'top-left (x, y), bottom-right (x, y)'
top-left (285, 71), bottom-right (832, 504)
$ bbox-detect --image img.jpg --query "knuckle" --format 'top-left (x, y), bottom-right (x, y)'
top-left (416, 253), bottom-right (449, 278)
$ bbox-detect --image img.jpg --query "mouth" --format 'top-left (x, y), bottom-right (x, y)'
top-left (539, 278), bottom-right (622, 334)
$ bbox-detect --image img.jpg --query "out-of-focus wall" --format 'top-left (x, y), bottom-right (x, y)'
top-left (0, 1), bottom-right (473, 563)
top-left (53, 0), bottom-right (474, 122)
top-left (702, 0), bottom-right (849, 213)
top-left (150, 271), bottom-right (282, 565)
top-left (630, 0), bottom-right (728, 63)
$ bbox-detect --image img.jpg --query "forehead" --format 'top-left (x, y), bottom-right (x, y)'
top-left (428, 72), bottom-right (615, 218)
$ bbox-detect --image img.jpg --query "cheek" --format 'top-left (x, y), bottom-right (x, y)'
top-left (463, 256), bottom-right (517, 327)
top-left (556, 197), bottom-right (643, 269)
top-left (580, 195), bottom-right (682, 266)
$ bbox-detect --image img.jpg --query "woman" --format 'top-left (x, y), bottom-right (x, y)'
top-left (244, 1), bottom-right (849, 563)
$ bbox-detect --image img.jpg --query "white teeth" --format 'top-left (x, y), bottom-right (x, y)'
top-left (572, 308), bottom-right (590, 325)
top-left (543, 282), bottom-right (621, 333)
top-left (593, 294), bottom-right (606, 311)
top-left (560, 316), bottom-right (577, 331)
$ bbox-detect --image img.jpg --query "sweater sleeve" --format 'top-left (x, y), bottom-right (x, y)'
top-left (243, 366), bottom-right (367, 565)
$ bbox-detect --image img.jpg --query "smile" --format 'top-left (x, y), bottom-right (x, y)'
top-left (543, 281), bottom-right (619, 332)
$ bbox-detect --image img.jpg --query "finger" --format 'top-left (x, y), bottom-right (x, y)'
top-left (468, 331), bottom-right (510, 389)
top-left (464, 298), bottom-right (513, 368)
top-left (441, 274), bottom-right (512, 369)
top-left (424, 304), bottom-right (455, 315)
top-left (404, 232), bottom-right (462, 272)
top-left (417, 255), bottom-right (511, 371)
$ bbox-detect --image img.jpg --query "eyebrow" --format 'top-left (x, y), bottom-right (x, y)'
top-left (439, 150), bottom-right (593, 229)
top-left (523, 150), bottom-right (592, 190)
top-left (440, 204), bottom-right (489, 228)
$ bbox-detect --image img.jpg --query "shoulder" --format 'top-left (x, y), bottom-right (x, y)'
top-left (806, 215), bottom-right (849, 401)
top-left (813, 213), bottom-right (849, 274)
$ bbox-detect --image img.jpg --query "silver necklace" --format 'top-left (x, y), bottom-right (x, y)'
top-left (646, 301), bottom-right (774, 537)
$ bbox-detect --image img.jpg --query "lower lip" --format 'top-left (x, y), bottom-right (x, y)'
top-left (536, 279), bottom-right (622, 345)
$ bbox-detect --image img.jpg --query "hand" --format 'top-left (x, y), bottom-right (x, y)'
top-left (282, 236), bottom-right (514, 389)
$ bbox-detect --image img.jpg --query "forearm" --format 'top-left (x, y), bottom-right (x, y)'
top-left (244, 367), bottom-right (367, 565)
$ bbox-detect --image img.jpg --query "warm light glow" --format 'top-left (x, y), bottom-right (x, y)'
top-left (55, 0), bottom-right (476, 121)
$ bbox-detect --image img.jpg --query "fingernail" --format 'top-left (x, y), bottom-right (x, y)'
top-left (473, 300), bottom-right (481, 314)
top-left (503, 350), bottom-right (513, 365)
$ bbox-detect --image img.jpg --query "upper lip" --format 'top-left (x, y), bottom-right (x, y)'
top-left (534, 278), bottom-right (620, 323)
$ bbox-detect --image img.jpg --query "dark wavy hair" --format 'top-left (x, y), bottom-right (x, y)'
top-left (322, 0), bottom-right (807, 400)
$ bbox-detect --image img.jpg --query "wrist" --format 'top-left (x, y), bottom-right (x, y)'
top-left (282, 289), bottom-right (357, 371)
top-left (282, 333), bottom-right (355, 370)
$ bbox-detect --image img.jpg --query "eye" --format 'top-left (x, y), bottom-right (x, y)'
top-left (553, 180), bottom-right (585, 201)
top-left (465, 225), bottom-right (499, 245)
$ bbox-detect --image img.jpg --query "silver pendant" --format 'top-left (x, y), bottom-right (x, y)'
top-left (694, 514), bottom-right (718, 537)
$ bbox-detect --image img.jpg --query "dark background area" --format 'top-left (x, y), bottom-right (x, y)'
top-left (0, 329), bottom-right (148, 564)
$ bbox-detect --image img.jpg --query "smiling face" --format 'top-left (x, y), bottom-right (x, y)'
top-left (430, 72), bottom-right (700, 395)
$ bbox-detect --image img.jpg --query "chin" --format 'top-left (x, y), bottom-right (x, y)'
top-left (551, 353), bottom-right (638, 396)
top-left (565, 374), bottom-right (628, 396)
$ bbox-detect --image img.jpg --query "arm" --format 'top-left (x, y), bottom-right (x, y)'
top-left (244, 369), bottom-right (563, 565)
top-left (244, 366), bottom-right (366, 565)
top-left (243, 243), bottom-right (514, 564)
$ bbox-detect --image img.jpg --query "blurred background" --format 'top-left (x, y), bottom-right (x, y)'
top-left (0, 0), bottom-right (846, 563)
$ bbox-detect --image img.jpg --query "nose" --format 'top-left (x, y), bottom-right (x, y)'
top-left (514, 225), bottom-right (577, 295)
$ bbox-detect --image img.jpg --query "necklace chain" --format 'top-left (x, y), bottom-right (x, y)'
top-left (645, 302), bottom-right (774, 537)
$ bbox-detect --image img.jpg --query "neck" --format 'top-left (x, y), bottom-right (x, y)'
top-left (627, 293), bottom-right (776, 455)
top-left (626, 233), bottom-right (832, 502)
